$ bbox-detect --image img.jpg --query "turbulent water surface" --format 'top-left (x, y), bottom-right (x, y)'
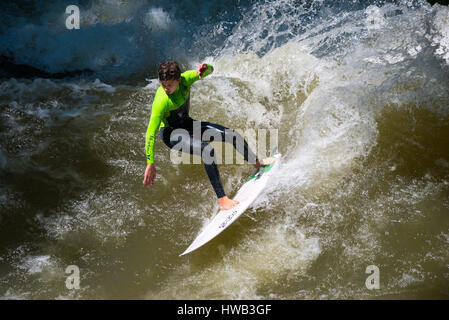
top-left (0, 0), bottom-right (448, 299)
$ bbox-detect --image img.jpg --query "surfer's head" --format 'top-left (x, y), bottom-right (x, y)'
top-left (158, 61), bottom-right (181, 95)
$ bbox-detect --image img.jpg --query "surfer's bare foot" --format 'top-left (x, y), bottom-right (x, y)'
top-left (253, 157), bottom-right (276, 169)
top-left (218, 196), bottom-right (239, 211)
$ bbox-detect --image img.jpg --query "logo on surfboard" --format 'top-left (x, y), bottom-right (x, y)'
top-left (219, 210), bottom-right (239, 229)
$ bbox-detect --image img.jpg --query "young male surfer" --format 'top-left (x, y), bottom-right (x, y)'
top-left (143, 61), bottom-right (275, 210)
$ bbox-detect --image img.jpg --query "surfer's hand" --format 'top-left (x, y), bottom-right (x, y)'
top-left (143, 164), bottom-right (156, 186)
top-left (195, 63), bottom-right (208, 79)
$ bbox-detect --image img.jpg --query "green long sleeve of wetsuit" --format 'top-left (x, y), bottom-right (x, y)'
top-left (145, 64), bottom-right (214, 164)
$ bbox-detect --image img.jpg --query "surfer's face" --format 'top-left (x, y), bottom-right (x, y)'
top-left (160, 78), bottom-right (181, 95)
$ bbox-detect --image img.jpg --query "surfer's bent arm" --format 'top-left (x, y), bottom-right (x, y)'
top-left (184, 63), bottom-right (214, 87)
top-left (145, 90), bottom-right (166, 165)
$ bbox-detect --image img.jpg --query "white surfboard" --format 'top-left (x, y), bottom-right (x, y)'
top-left (180, 152), bottom-right (281, 256)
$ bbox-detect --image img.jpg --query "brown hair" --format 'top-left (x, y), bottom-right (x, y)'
top-left (158, 61), bottom-right (181, 81)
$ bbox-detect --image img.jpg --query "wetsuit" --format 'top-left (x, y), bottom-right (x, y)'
top-left (145, 64), bottom-right (259, 198)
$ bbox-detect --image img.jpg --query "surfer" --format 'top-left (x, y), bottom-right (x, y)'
top-left (143, 61), bottom-right (275, 210)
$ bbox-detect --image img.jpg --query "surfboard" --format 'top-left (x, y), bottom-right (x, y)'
top-left (180, 152), bottom-right (281, 256)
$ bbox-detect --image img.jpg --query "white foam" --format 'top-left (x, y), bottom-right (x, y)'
top-left (1, 289), bottom-right (31, 300)
top-left (144, 8), bottom-right (172, 31)
top-left (0, 78), bottom-right (117, 103)
top-left (19, 255), bottom-right (52, 274)
top-left (365, 5), bottom-right (387, 30)
top-left (82, 0), bottom-right (148, 26)
top-left (431, 5), bottom-right (449, 65)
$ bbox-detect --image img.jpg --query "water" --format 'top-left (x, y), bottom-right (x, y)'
top-left (0, 0), bottom-right (448, 299)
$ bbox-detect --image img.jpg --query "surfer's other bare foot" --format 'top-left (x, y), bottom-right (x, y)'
top-left (218, 196), bottom-right (239, 211)
top-left (253, 157), bottom-right (276, 169)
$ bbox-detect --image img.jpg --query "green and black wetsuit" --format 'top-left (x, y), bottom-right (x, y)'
top-left (145, 64), bottom-right (259, 198)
